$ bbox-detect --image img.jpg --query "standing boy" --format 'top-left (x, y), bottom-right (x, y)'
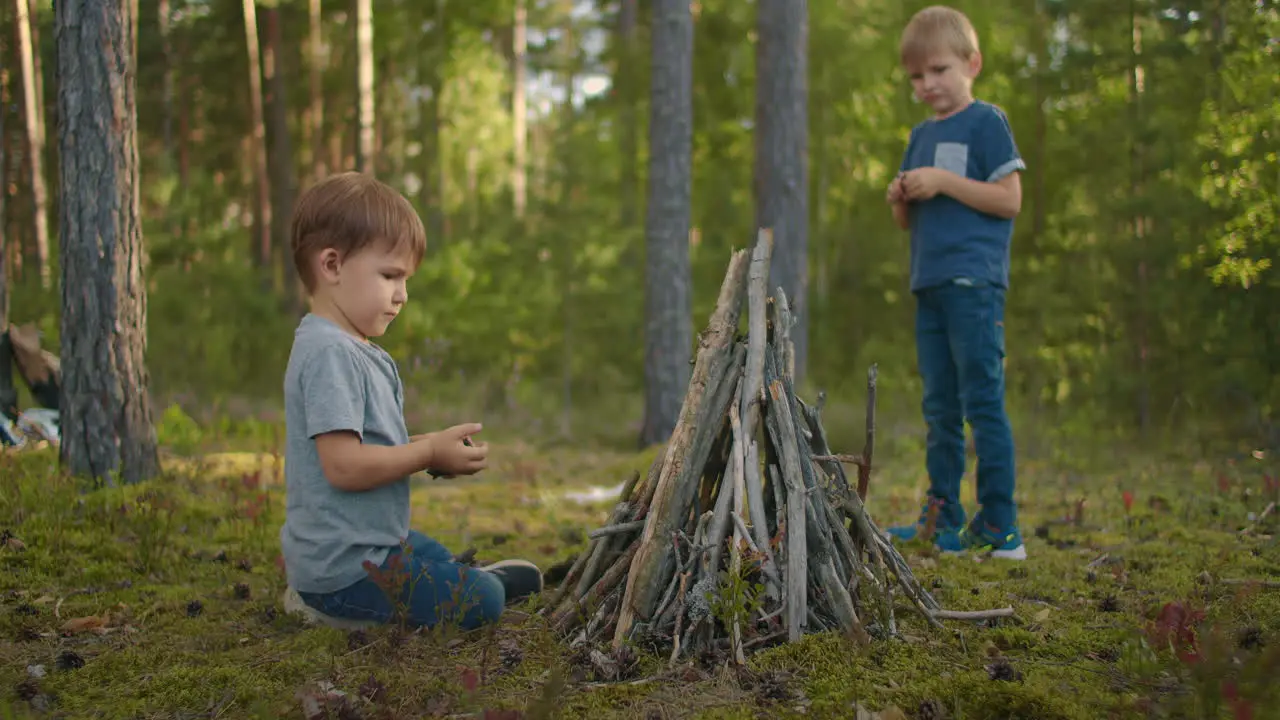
top-left (279, 172), bottom-right (543, 630)
top-left (884, 6), bottom-right (1027, 560)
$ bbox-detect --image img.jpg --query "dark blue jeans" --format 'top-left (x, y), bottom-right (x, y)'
top-left (915, 280), bottom-right (1017, 532)
top-left (298, 530), bottom-right (504, 631)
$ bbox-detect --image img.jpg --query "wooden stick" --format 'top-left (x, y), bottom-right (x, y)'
top-left (576, 500), bottom-right (635, 597)
top-left (740, 229), bottom-right (778, 598)
top-left (667, 571), bottom-right (690, 667)
top-left (552, 543), bottom-right (639, 634)
top-left (931, 607), bottom-right (1015, 621)
top-left (811, 453), bottom-right (867, 467)
top-left (858, 365), bottom-right (877, 501)
top-left (728, 409), bottom-right (748, 665)
top-left (767, 378), bottom-right (808, 641)
top-left (587, 520), bottom-right (645, 540)
top-left (703, 375), bottom-right (743, 577)
top-left (613, 281), bottom-right (750, 652)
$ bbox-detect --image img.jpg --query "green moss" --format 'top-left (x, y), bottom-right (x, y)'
top-left (3, 436), bottom-right (1278, 719)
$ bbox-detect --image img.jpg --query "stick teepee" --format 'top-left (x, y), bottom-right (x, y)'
top-left (539, 230), bottom-right (951, 665)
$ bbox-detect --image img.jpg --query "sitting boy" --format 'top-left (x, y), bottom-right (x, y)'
top-left (279, 172), bottom-right (542, 631)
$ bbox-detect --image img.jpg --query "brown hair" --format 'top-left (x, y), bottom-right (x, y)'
top-left (900, 5), bottom-right (980, 66)
top-left (290, 172), bottom-right (427, 293)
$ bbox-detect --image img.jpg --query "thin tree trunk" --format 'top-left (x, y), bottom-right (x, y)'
top-left (0, 51), bottom-right (12, 424)
top-left (754, 0), bottom-right (809, 386)
top-left (242, 0), bottom-right (272, 269)
top-left (308, 0), bottom-right (325, 183)
top-left (617, 0), bottom-right (639, 230)
top-left (55, 0), bottom-right (161, 485)
top-left (638, 0), bottom-right (694, 448)
top-left (354, 0), bottom-right (374, 175)
top-left (558, 0), bottom-right (577, 438)
top-left (264, 5), bottom-right (298, 306)
top-left (512, 0), bottom-right (527, 220)
top-left (159, 0), bottom-right (174, 167)
top-left (1128, 0), bottom-right (1149, 437)
top-left (418, 0), bottom-right (445, 245)
top-left (14, 0), bottom-right (49, 288)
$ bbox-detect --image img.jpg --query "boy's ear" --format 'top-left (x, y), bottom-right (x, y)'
top-left (316, 248), bottom-right (343, 284)
top-left (968, 51), bottom-right (983, 77)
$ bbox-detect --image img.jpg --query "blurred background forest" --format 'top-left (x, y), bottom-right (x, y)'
top-left (1, 0), bottom-right (1276, 456)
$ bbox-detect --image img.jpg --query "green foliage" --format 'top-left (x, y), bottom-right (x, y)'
top-left (3, 0), bottom-right (1277, 452)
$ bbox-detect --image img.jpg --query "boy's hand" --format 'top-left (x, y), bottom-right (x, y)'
top-left (422, 423), bottom-right (488, 478)
top-left (885, 174), bottom-right (906, 205)
top-left (901, 168), bottom-right (951, 201)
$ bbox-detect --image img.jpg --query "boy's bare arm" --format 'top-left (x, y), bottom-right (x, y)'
top-left (315, 431), bottom-right (435, 492)
top-left (942, 171), bottom-right (1022, 219)
top-left (891, 200), bottom-right (910, 230)
top-left (886, 174), bottom-right (911, 230)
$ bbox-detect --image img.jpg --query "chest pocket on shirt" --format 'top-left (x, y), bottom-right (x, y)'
top-left (933, 142), bottom-right (969, 177)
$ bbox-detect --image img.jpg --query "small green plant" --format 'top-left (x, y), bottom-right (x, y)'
top-left (708, 543), bottom-right (766, 639)
top-left (155, 403), bottom-right (203, 456)
top-left (130, 488), bottom-right (178, 574)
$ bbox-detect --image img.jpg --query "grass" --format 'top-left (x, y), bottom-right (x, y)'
top-left (1, 409), bottom-right (1278, 720)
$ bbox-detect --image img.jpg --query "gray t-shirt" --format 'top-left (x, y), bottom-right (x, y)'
top-left (279, 313), bottom-right (411, 594)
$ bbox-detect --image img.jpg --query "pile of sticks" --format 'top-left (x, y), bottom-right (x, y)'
top-left (540, 231), bottom-right (951, 664)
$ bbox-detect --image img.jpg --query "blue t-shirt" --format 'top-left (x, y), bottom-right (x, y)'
top-left (898, 100), bottom-right (1025, 292)
top-left (279, 313), bottom-right (412, 594)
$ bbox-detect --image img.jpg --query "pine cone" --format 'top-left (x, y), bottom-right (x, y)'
top-left (917, 698), bottom-right (948, 720)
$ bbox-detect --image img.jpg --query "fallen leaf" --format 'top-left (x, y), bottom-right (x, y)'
top-left (1034, 608), bottom-right (1052, 622)
top-left (61, 614), bottom-right (109, 635)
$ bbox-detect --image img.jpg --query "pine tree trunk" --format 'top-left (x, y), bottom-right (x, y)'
top-left (307, 0), bottom-right (325, 183)
top-left (511, 0), bottom-right (527, 221)
top-left (617, 0), bottom-right (639, 230)
top-left (354, 0), bottom-right (374, 175)
top-left (754, 0), bottom-right (809, 386)
top-left (55, 0), bottom-right (160, 485)
top-left (0, 67), bottom-right (13, 424)
top-left (264, 6), bottom-right (298, 307)
top-left (14, 0), bottom-right (49, 288)
top-left (638, 0), bottom-right (694, 449)
top-left (242, 0), bottom-right (272, 269)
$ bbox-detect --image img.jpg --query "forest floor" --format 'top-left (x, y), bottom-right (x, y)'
top-left (1, 416), bottom-right (1278, 720)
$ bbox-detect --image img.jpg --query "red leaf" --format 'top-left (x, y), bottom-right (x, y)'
top-left (1218, 473), bottom-right (1231, 493)
top-left (1122, 491), bottom-right (1134, 513)
top-left (460, 667), bottom-right (479, 692)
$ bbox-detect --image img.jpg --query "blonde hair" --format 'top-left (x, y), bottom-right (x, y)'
top-left (900, 6), bottom-right (980, 66)
top-left (290, 172), bottom-right (427, 293)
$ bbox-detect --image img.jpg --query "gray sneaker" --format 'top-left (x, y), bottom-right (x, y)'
top-left (480, 559), bottom-right (544, 605)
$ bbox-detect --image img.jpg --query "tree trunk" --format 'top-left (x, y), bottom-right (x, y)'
top-left (354, 0), bottom-right (374, 175)
top-left (264, 5), bottom-right (298, 308)
top-left (638, 0), bottom-right (694, 449)
top-left (308, 0), bottom-right (325, 183)
top-left (0, 60), bottom-right (13, 424)
top-left (14, 0), bottom-right (49, 288)
top-left (511, 0), bottom-right (527, 220)
top-left (242, 0), bottom-right (272, 269)
top-left (617, 0), bottom-right (639, 231)
top-left (159, 0), bottom-right (174, 167)
top-left (55, 0), bottom-right (161, 485)
top-left (558, 0), bottom-right (577, 438)
top-left (754, 0), bottom-right (809, 386)
top-left (1128, 0), bottom-right (1149, 437)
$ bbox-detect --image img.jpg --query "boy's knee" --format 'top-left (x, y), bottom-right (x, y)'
top-left (458, 567), bottom-right (505, 630)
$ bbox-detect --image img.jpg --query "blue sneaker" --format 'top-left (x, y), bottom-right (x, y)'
top-left (885, 498), bottom-right (967, 553)
top-left (958, 520), bottom-right (1027, 561)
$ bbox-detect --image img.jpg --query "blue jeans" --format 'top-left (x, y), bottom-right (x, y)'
top-left (298, 530), bottom-right (505, 631)
top-left (915, 280), bottom-right (1017, 531)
